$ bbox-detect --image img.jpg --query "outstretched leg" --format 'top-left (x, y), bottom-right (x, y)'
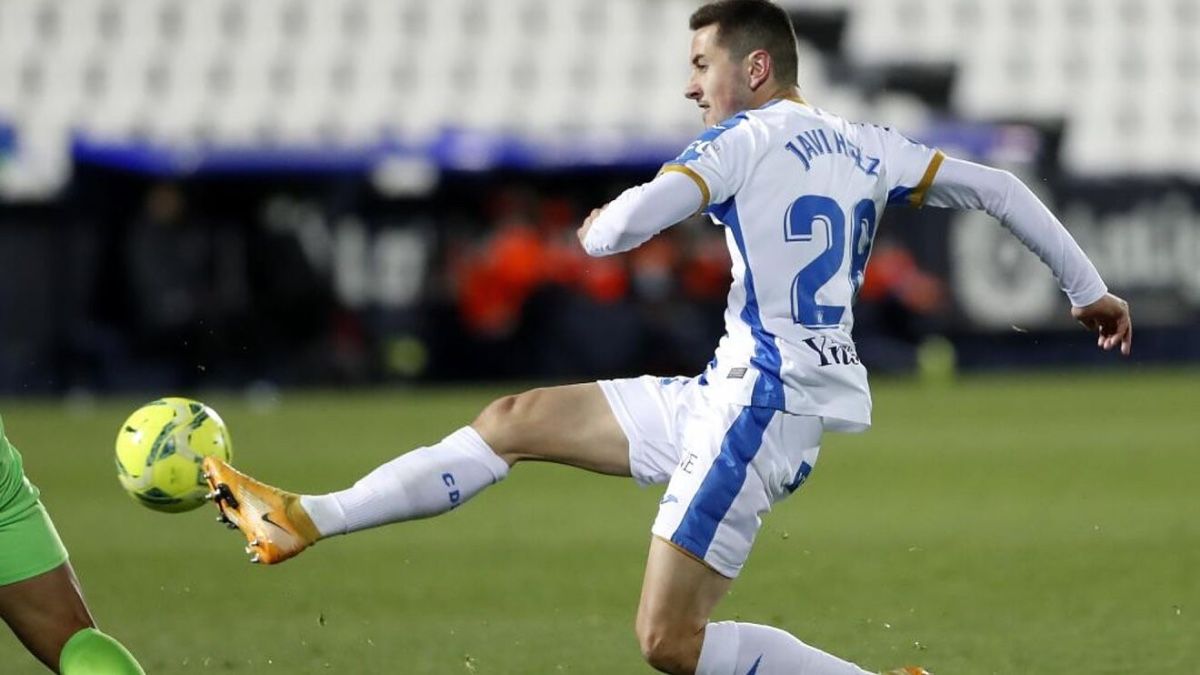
top-left (473, 383), bottom-right (631, 474)
top-left (205, 383), bottom-right (630, 564)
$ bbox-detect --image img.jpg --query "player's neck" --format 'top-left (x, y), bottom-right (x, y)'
top-left (751, 85), bottom-right (805, 109)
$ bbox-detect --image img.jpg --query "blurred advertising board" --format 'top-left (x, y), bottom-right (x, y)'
top-left (948, 178), bottom-right (1200, 329)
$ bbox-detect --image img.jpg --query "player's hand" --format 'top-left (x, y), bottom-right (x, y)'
top-left (1071, 292), bottom-right (1132, 356)
top-left (576, 206), bottom-right (605, 246)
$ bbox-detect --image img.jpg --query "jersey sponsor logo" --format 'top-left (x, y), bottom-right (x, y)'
top-left (802, 336), bottom-right (861, 367)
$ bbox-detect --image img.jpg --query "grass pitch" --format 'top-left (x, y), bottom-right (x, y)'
top-left (1, 369), bottom-right (1196, 674)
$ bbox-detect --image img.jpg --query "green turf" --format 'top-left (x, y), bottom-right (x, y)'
top-left (1, 369), bottom-right (1196, 674)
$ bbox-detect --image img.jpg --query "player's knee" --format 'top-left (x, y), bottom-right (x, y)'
top-left (471, 389), bottom-right (544, 463)
top-left (636, 621), bottom-right (701, 674)
top-left (472, 394), bottom-right (517, 457)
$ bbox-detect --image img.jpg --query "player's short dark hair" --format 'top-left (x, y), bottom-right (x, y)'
top-left (689, 0), bottom-right (799, 86)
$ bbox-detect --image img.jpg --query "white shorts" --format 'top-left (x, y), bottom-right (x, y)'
top-left (599, 375), bottom-right (823, 578)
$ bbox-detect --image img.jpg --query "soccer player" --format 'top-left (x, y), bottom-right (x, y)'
top-left (0, 415), bottom-right (145, 674)
top-left (203, 1), bottom-right (1133, 673)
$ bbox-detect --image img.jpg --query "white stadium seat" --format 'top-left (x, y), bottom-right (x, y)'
top-left (0, 0), bottom-right (1196, 179)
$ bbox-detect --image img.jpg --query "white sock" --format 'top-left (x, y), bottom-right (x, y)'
top-left (696, 622), bottom-right (873, 675)
top-left (299, 426), bottom-right (510, 538)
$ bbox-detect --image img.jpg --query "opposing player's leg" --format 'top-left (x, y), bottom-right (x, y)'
top-left (0, 563), bottom-right (143, 674)
top-left (0, 483), bottom-right (76, 672)
top-left (58, 624), bottom-right (146, 675)
top-left (205, 382), bottom-right (634, 564)
top-left (0, 524), bottom-right (143, 675)
top-left (0, 418), bottom-right (144, 674)
top-left (0, 562), bottom-right (86, 672)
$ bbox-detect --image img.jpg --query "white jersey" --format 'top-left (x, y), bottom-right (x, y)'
top-left (660, 98), bottom-right (944, 431)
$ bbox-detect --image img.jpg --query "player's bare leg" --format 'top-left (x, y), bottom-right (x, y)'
top-left (471, 383), bottom-right (631, 473)
top-left (205, 382), bottom-right (630, 564)
top-left (636, 539), bottom-right (925, 675)
top-left (636, 537), bottom-right (732, 674)
top-left (0, 562), bottom-right (143, 674)
top-left (0, 563), bottom-right (93, 672)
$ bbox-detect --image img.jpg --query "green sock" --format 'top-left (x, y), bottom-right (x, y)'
top-left (59, 628), bottom-right (145, 675)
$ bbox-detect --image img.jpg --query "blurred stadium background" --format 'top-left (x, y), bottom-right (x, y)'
top-left (0, 0), bottom-right (1197, 392)
top-left (0, 1), bottom-right (1197, 673)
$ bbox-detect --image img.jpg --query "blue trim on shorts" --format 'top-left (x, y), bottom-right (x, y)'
top-left (670, 405), bottom-right (775, 560)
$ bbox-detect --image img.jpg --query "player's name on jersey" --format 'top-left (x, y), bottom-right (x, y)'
top-left (785, 128), bottom-right (880, 176)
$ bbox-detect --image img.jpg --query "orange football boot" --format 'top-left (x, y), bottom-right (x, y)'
top-left (202, 457), bottom-right (320, 565)
top-left (882, 668), bottom-right (932, 675)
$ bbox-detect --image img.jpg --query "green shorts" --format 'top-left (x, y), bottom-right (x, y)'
top-left (0, 415), bottom-right (69, 586)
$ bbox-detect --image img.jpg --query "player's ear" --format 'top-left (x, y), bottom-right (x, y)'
top-left (746, 49), bottom-right (772, 91)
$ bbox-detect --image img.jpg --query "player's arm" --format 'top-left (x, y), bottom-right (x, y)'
top-left (578, 170), bottom-right (705, 256)
top-left (581, 115), bottom-right (755, 256)
top-left (925, 157), bottom-right (1132, 355)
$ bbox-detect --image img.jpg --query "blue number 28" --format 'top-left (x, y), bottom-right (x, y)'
top-left (784, 195), bottom-right (877, 329)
